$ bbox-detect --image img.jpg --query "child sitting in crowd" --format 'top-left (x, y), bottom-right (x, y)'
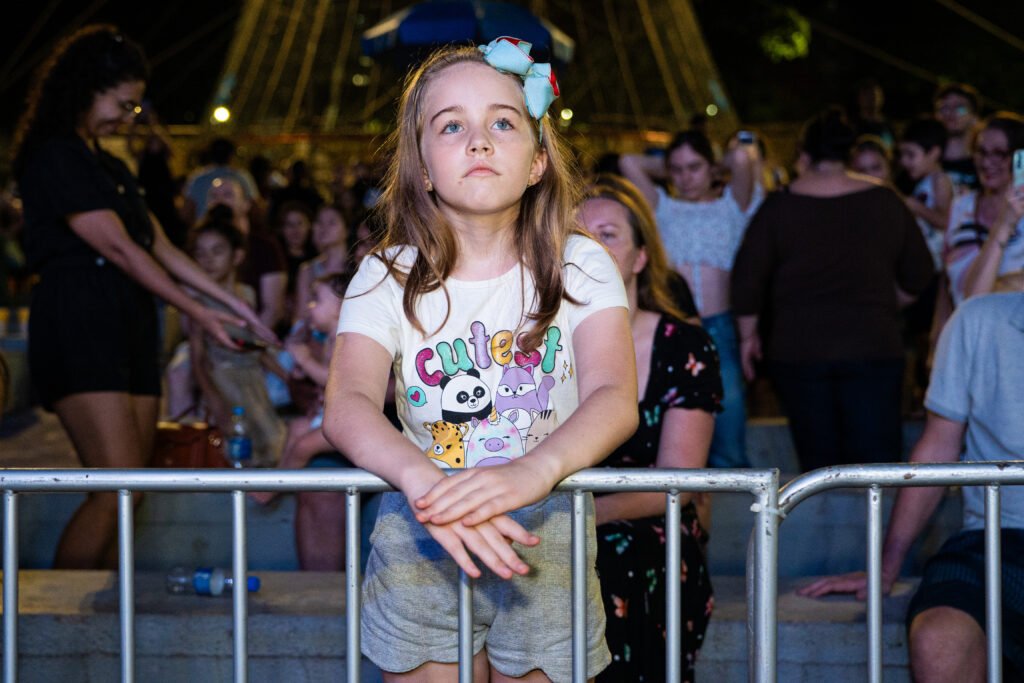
top-left (899, 116), bottom-right (953, 272)
top-left (186, 207), bottom-right (286, 466)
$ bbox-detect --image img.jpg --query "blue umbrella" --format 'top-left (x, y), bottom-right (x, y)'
top-left (362, 0), bottom-right (574, 68)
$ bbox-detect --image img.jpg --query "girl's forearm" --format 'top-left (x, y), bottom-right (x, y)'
top-left (520, 383), bottom-right (639, 488)
top-left (324, 391), bottom-right (442, 495)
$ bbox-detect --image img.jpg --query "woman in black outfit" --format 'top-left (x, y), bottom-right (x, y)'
top-left (580, 175), bottom-right (721, 683)
top-left (12, 25), bottom-right (274, 568)
top-left (731, 108), bottom-right (934, 472)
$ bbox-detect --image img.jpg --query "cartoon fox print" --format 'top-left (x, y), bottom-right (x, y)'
top-left (423, 420), bottom-right (469, 468)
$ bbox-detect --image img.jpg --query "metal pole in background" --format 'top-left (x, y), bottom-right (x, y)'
top-left (346, 490), bottom-right (361, 683)
top-left (3, 491), bottom-right (18, 683)
top-left (985, 485), bottom-right (1002, 683)
top-left (665, 491), bottom-right (682, 683)
top-left (231, 490), bottom-right (248, 683)
top-left (117, 490), bottom-right (135, 683)
top-left (866, 486), bottom-right (882, 683)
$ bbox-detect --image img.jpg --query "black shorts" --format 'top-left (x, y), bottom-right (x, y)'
top-left (28, 262), bottom-right (160, 410)
top-left (907, 528), bottom-right (1024, 677)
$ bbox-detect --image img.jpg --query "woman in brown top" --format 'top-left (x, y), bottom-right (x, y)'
top-left (731, 108), bottom-right (934, 472)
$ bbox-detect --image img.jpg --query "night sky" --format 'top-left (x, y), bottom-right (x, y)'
top-left (1, 0), bottom-right (1022, 136)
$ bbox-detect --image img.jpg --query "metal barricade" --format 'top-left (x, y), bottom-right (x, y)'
top-left (0, 467), bottom-right (780, 683)
top-left (771, 461), bottom-right (1024, 683)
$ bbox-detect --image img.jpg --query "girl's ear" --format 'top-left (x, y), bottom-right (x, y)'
top-left (233, 249), bottom-right (246, 268)
top-left (528, 148), bottom-right (549, 187)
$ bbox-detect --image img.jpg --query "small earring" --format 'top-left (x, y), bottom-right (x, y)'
top-left (425, 178), bottom-right (433, 192)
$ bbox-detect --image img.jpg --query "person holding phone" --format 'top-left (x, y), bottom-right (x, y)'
top-left (619, 129), bottom-right (761, 469)
top-left (944, 113), bottom-right (1024, 304)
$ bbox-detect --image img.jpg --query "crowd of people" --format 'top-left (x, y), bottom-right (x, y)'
top-left (3, 21), bottom-right (1023, 683)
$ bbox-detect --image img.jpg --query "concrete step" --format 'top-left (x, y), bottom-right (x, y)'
top-left (1, 570), bottom-right (382, 683)
top-left (3, 570), bottom-right (916, 683)
top-left (696, 575), bottom-right (916, 682)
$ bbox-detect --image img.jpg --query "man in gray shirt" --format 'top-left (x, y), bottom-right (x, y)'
top-left (800, 292), bottom-right (1024, 682)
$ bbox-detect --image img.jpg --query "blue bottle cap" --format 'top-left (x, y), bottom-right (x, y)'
top-left (247, 575), bottom-right (261, 592)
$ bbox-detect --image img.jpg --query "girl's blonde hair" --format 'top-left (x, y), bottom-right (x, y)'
top-left (584, 174), bottom-right (686, 322)
top-left (373, 44), bottom-right (583, 351)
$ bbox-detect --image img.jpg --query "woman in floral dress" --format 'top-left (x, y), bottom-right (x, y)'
top-left (580, 175), bottom-right (722, 682)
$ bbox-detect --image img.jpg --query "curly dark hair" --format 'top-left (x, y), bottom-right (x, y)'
top-left (11, 24), bottom-right (149, 177)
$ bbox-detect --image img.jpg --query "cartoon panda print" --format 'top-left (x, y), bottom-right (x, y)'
top-left (439, 369), bottom-right (493, 424)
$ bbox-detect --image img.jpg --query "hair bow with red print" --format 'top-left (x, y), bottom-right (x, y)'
top-left (478, 36), bottom-right (560, 140)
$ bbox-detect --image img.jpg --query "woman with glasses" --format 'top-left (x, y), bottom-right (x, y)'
top-left (11, 25), bottom-right (274, 568)
top-left (944, 112), bottom-right (1024, 304)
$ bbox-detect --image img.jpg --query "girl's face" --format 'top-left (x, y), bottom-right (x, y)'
top-left (666, 144), bottom-right (713, 201)
top-left (579, 198), bottom-right (647, 287)
top-left (852, 149), bottom-right (891, 182)
top-left (974, 128), bottom-right (1012, 192)
top-left (80, 80), bottom-right (145, 139)
top-left (312, 207), bottom-right (347, 253)
top-left (193, 231), bottom-right (241, 284)
top-left (280, 210), bottom-right (311, 253)
top-left (308, 282), bottom-right (343, 333)
top-left (418, 61), bottom-right (547, 224)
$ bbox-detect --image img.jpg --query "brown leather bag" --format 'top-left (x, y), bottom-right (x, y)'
top-left (150, 421), bottom-right (229, 468)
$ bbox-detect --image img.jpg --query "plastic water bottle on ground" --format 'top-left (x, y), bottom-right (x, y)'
top-left (226, 405), bottom-right (252, 467)
top-left (165, 566), bottom-right (261, 596)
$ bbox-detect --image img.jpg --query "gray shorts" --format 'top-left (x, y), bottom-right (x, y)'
top-left (361, 491), bottom-right (611, 682)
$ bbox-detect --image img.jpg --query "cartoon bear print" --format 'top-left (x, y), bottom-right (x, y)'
top-left (465, 409), bottom-right (525, 468)
top-left (494, 364), bottom-right (555, 436)
top-left (439, 368), bottom-right (493, 424)
top-left (524, 409), bottom-right (558, 452)
top-left (423, 420), bottom-right (469, 469)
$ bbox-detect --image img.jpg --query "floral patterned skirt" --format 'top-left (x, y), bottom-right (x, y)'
top-left (595, 502), bottom-right (713, 683)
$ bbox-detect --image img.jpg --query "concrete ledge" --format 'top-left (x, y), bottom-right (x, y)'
top-left (696, 575), bottom-right (917, 682)
top-left (1, 570), bottom-right (382, 683)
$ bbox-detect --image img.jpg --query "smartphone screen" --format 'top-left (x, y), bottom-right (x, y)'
top-left (1014, 149), bottom-right (1024, 191)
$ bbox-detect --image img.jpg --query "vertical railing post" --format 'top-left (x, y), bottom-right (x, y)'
top-left (752, 472), bottom-right (779, 683)
top-left (985, 485), bottom-right (1002, 683)
top-left (117, 490), bottom-right (135, 683)
top-left (866, 485), bottom-right (882, 683)
top-left (3, 490), bottom-right (18, 683)
top-left (571, 490), bottom-right (587, 683)
top-left (231, 490), bottom-right (247, 683)
top-left (665, 490), bottom-right (682, 683)
top-left (458, 570), bottom-right (473, 683)
top-left (346, 489), bottom-right (362, 683)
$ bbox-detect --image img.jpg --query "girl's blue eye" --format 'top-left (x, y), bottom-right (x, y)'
top-left (442, 121), bottom-right (462, 134)
top-left (493, 118), bottom-right (513, 131)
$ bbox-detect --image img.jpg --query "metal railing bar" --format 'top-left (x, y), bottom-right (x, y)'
top-left (117, 490), bottom-right (135, 683)
top-left (665, 490), bottom-right (682, 683)
top-left (3, 490), bottom-right (17, 683)
top-left (778, 461), bottom-right (1024, 514)
top-left (571, 490), bottom-right (587, 683)
top-left (0, 468), bottom-right (776, 495)
top-left (985, 485), bottom-right (1002, 683)
top-left (458, 570), bottom-right (473, 683)
top-left (866, 486), bottom-right (882, 683)
top-left (751, 472), bottom-right (780, 683)
top-left (231, 490), bottom-right (247, 683)
top-left (345, 489), bottom-right (361, 683)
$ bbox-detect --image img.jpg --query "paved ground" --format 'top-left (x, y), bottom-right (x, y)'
top-left (1, 409), bottom-right (77, 468)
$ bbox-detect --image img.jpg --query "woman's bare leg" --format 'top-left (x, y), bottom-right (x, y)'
top-left (52, 392), bottom-right (150, 569)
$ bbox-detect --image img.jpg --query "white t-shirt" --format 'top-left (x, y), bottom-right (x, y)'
top-left (336, 234), bottom-right (628, 469)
